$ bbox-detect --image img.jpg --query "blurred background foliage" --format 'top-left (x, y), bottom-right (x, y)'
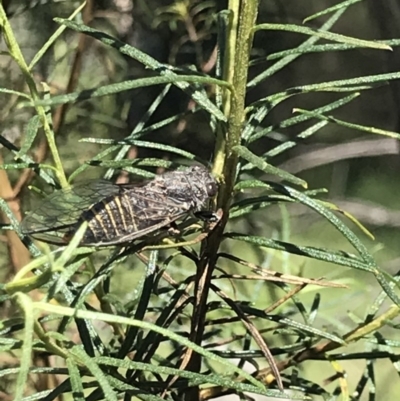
top-left (1, 0), bottom-right (400, 400)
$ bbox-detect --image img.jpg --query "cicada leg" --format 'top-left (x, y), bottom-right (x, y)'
top-left (194, 210), bottom-right (220, 222)
top-left (143, 209), bottom-right (223, 251)
top-left (167, 221), bottom-right (181, 236)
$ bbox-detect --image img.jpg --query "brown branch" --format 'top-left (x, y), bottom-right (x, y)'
top-left (52, 0), bottom-right (94, 134)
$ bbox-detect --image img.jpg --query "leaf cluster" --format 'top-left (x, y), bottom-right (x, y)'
top-left (1, 1), bottom-right (400, 401)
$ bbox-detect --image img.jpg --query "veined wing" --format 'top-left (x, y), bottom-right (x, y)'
top-left (21, 180), bottom-right (127, 244)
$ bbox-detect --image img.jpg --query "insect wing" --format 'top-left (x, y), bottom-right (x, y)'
top-left (21, 180), bottom-right (123, 244)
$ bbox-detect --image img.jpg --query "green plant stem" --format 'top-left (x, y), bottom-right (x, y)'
top-left (185, 2), bottom-right (259, 400)
top-left (0, 5), bottom-right (68, 188)
top-left (219, 0), bottom-right (257, 210)
top-left (212, 3), bottom-right (238, 178)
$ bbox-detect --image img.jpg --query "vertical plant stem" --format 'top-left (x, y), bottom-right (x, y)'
top-left (222, 0), bottom-right (258, 203)
top-left (212, 1), bottom-right (238, 178)
top-left (185, 1), bottom-right (258, 400)
top-left (0, 5), bottom-right (68, 188)
top-left (214, 0), bottom-right (257, 210)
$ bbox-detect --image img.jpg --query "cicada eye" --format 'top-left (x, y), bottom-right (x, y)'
top-left (206, 182), bottom-right (218, 197)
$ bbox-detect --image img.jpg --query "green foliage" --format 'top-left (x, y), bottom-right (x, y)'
top-left (1, 1), bottom-right (400, 400)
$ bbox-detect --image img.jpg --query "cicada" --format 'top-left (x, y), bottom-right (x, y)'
top-left (21, 165), bottom-right (218, 246)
